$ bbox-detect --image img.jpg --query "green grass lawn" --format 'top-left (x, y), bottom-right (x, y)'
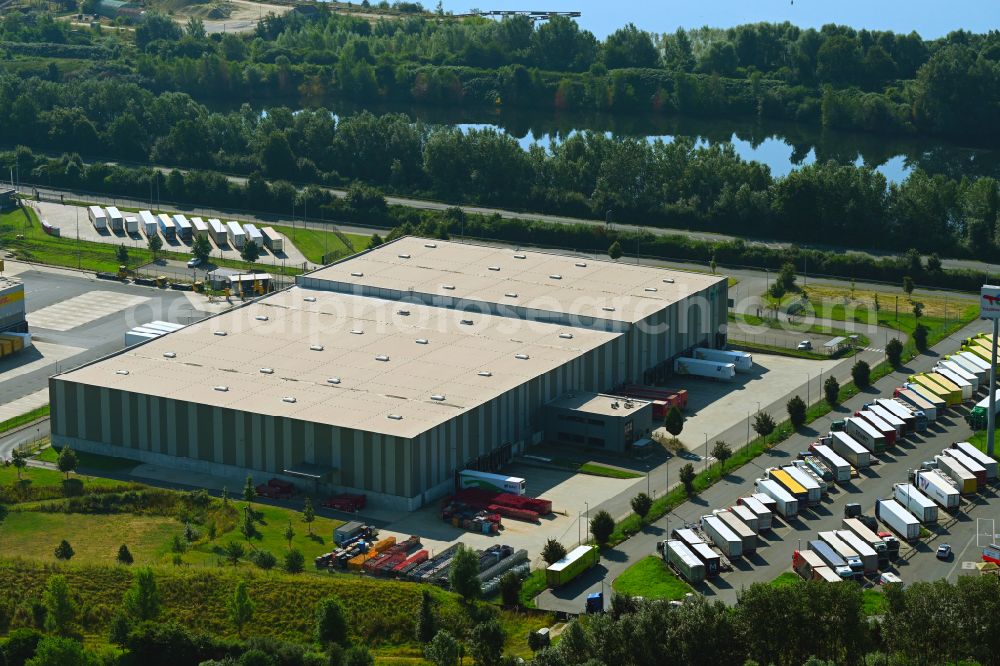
top-left (267, 224), bottom-right (368, 264)
top-left (37, 445), bottom-right (139, 472)
top-left (0, 404), bottom-right (49, 435)
top-left (0, 464), bottom-right (139, 502)
top-left (519, 568), bottom-right (547, 608)
top-left (770, 571), bottom-right (803, 588)
top-left (612, 556), bottom-right (693, 601)
top-left (862, 588), bottom-right (888, 616)
top-left (577, 463), bottom-right (643, 479)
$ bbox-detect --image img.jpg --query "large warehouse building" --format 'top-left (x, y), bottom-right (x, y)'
top-left (49, 237), bottom-right (728, 509)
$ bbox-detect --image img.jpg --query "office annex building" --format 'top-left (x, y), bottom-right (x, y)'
top-left (49, 238), bottom-right (728, 509)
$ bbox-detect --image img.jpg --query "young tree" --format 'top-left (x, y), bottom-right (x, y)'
top-left (499, 571), bottom-right (522, 607)
top-left (303, 497), bottom-right (315, 536)
top-left (344, 646), bottom-right (374, 666)
top-left (415, 589), bottom-right (435, 643)
top-left (448, 545), bottom-right (481, 601)
top-left (115, 244), bottom-right (129, 265)
top-left (753, 412), bottom-right (776, 438)
top-left (425, 629), bottom-right (460, 666)
top-left (787, 395), bottom-right (807, 428)
top-left (590, 509), bottom-right (614, 546)
top-left (852, 360), bottom-right (871, 388)
top-left (123, 568), bottom-right (160, 622)
top-left (108, 611), bottom-right (131, 647)
top-left (367, 233), bottom-right (384, 249)
top-left (314, 597), bottom-right (349, 647)
top-left (902, 275), bottom-right (914, 297)
top-left (663, 405), bottom-right (684, 436)
top-left (54, 539), bottom-right (74, 561)
top-left (147, 234), bottom-right (162, 261)
top-left (224, 540), bottom-right (245, 565)
top-left (926, 253), bottom-right (942, 273)
top-left (679, 463), bottom-right (696, 495)
top-left (469, 619), bottom-right (505, 666)
top-left (11, 447), bottom-right (27, 479)
top-left (42, 575), bottom-right (76, 636)
top-left (777, 262), bottom-right (797, 291)
top-left (711, 441), bottom-right (732, 470)
top-left (242, 475), bottom-right (256, 504)
top-left (913, 323), bottom-right (929, 351)
top-left (249, 549), bottom-right (276, 570)
top-left (710, 255), bottom-right (717, 274)
top-left (240, 509), bottom-right (257, 543)
top-left (56, 446), bottom-right (77, 479)
top-left (630, 492), bottom-right (653, 520)
top-left (192, 234), bottom-right (212, 263)
top-left (228, 581), bottom-right (254, 637)
top-left (541, 539), bottom-right (567, 566)
top-left (824, 376), bottom-right (841, 405)
top-left (283, 549), bottom-right (305, 574)
top-left (116, 544), bottom-right (134, 565)
top-left (912, 301), bottom-right (924, 319)
top-left (241, 239), bottom-right (261, 266)
top-left (607, 240), bottom-right (623, 260)
top-left (886, 337), bottom-right (904, 366)
top-left (23, 636), bottom-right (91, 666)
top-left (283, 520), bottom-right (295, 549)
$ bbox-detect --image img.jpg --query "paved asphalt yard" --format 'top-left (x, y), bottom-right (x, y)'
top-left (537, 316), bottom-right (997, 613)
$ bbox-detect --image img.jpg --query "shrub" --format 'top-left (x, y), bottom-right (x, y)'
top-left (886, 337), bottom-right (904, 366)
top-left (851, 360), bottom-right (871, 388)
top-left (590, 510), bottom-right (614, 546)
top-left (540, 539), bottom-right (567, 565)
top-left (824, 376), bottom-right (841, 405)
top-left (786, 395), bottom-right (807, 428)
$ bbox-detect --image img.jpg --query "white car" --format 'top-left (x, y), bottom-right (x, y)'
top-left (797, 340), bottom-right (813, 351)
top-left (187, 257), bottom-right (202, 268)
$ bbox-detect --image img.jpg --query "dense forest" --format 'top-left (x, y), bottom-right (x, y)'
top-left (2, 9), bottom-right (999, 143)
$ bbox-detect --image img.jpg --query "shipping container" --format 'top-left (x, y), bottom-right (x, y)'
top-left (783, 465), bottom-right (822, 505)
top-left (88, 205), bottom-right (107, 230)
top-left (893, 483), bottom-right (939, 523)
top-left (714, 509), bottom-right (757, 553)
top-left (855, 410), bottom-right (897, 446)
top-left (692, 347), bottom-right (753, 373)
top-left (664, 540), bottom-right (706, 583)
top-left (208, 218), bottom-right (227, 245)
top-left (105, 206), bottom-right (124, 232)
top-left (138, 211), bottom-right (158, 237)
top-left (945, 448), bottom-right (988, 487)
top-left (844, 417), bottom-right (887, 454)
top-left (261, 226), bottom-right (284, 252)
top-left (835, 530), bottom-right (879, 574)
top-left (809, 443), bottom-right (852, 482)
top-left (864, 405), bottom-right (905, 438)
top-left (730, 504), bottom-right (760, 534)
top-left (157, 214), bottom-right (176, 240)
top-left (546, 545), bottom-right (599, 587)
top-left (895, 385), bottom-right (941, 421)
top-left (875, 398), bottom-right (924, 433)
top-left (753, 478), bottom-right (799, 518)
top-left (938, 360), bottom-right (979, 392)
top-left (673, 357), bottom-right (736, 381)
top-left (914, 469), bottom-right (961, 510)
top-left (952, 442), bottom-right (998, 480)
top-left (227, 221), bottom-right (246, 248)
top-left (935, 454), bottom-right (978, 494)
top-left (700, 514), bottom-right (743, 559)
top-left (875, 499), bottom-right (921, 541)
top-left (819, 531), bottom-right (864, 573)
top-left (767, 468), bottom-right (808, 505)
top-left (191, 217), bottom-right (209, 239)
top-left (738, 495), bottom-right (773, 531)
top-left (458, 470), bottom-right (525, 495)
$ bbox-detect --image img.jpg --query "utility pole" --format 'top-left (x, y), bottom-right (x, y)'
top-left (983, 285), bottom-right (999, 458)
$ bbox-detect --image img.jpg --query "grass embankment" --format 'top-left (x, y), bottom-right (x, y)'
top-left (967, 429), bottom-right (1000, 455)
top-left (769, 572), bottom-right (887, 615)
top-left (0, 405), bottom-right (49, 435)
top-left (612, 556), bottom-right (693, 601)
top-left (36, 445), bottom-right (138, 472)
top-left (267, 224), bottom-right (367, 264)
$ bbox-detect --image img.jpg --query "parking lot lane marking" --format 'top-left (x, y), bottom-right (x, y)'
top-left (26, 291), bottom-right (148, 332)
top-left (946, 534), bottom-right (978, 581)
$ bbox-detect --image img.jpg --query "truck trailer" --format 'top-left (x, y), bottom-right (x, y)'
top-left (737, 496), bottom-right (773, 531)
top-left (935, 454), bottom-right (978, 494)
top-left (700, 514), bottom-right (743, 559)
top-left (945, 448), bottom-right (988, 487)
top-left (842, 518), bottom-right (889, 564)
top-left (124, 216), bottom-right (138, 234)
top-left (88, 205), bottom-right (107, 231)
top-left (673, 357), bottom-right (736, 381)
top-left (895, 386), bottom-right (940, 422)
top-left (914, 469), bottom-right (961, 510)
top-left (261, 226), bottom-right (284, 252)
top-left (827, 431), bottom-right (873, 469)
top-left (458, 470), bottom-right (526, 495)
top-left (947, 354), bottom-right (987, 383)
top-left (875, 499), bottom-right (921, 541)
top-left (208, 218), bottom-right (227, 245)
top-left (938, 360), bottom-right (979, 392)
top-left (782, 465), bottom-right (823, 505)
top-left (191, 217), bottom-right (209, 239)
top-left (105, 206), bottom-right (124, 232)
top-left (864, 405), bottom-right (905, 438)
top-left (138, 211), bottom-right (158, 237)
top-left (663, 540), bottom-right (706, 584)
top-left (855, 410), bottom-right (897, 446)
top-left (951, 442), bottom-right (998, 480)
top-left (809, 443), bottom-right (852, 483)
top-left (835, 530), bottom-right (879, 574)
top-left (893, 483), bottom-right (939, 523)
top-left (956, 350), bottom-right (991, 375)
top-left (243, 223), bottom-right (264, 248)
top-left (793, 549), bottom-right (828, 580)
top-left (227, 221), bottom-right (246, 249)
top-left (818, 531), bottom-right (864, 574)
top-left (965, 389), bottom-right (1000, 430)
top-left (692, 347), bottom-right (753, 373)
top-left (730, 504), bottom-right (760, 534)
top-left (767, 468), bottom-right (808, 505)
top-left (796, 457), bottom-right (832, 486)
top-left (875, 398), bottom-right (925, 433)
top-left (807, 539), bottom-right (853, 578)
top-left (546, 546), bottom-right (599, 587)
top-left (845, 418), bottom-right (887, 454)
top-left (933, 366), bottom-right (974, 399)
top-left (670, 528), bottom-right (720, 577)
top-left (753, 478), bottom-right (799, 518)
top-left (157, 214), bottom-right (175, 240)
top-left (714, 509), bottom-right (757, 554)
top-left (173, 214), bottom-right (192, 241)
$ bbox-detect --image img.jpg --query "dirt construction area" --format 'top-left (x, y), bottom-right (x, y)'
top-left (35, 202), bottom-right (310, 267)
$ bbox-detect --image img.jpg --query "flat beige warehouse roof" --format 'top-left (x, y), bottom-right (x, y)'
top-left (304, 237), bottom-right (725, 324)
top-left (55, 287), bottom-right (621, 438)
top-left (546, 391), bottom-right (651, 417)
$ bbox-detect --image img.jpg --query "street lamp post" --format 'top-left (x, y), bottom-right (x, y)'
top-left (703, 433), bottom-right (709, 471)
top-left (806, 372), bottom-right (810, 405)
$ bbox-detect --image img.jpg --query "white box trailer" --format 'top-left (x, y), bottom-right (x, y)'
top-left (814, 566), bottom-right (844, 583)
top-left (875, 398), bottom-right (924, 433)
top-left (124, 330), bottom-right (160, 346)
top-left (894, 388), bottom-right (939, 422)
top-left (124, 216), bottom-right (139, 234)
top-left (934, 366), bottom-right (973, 399)
top-left (935, 454), bottom-right (978, 494)
top-left (458, 470), bottom-right (525, 495)
top-left (950, 354), bottom-right (989, 384)
top-left (893, 483), bottom-right (938, 523)
top-left (261, 226), bottom-right (283, 252)
top-left (693, 347), bottom-right (752, 373)
top-left (142, 320), bottom-right (184, 334)
top-left (88, 205), bottom-right (107, 230)
top-left (105, 206), bottom-right (124, 232)
top-left (157, 214), bottom-right (175, 240)
top-left (835, 530), bottom-right (879, 574)
top-left (243, 223), bottom-right (264, 246)
top-left (865, 405), bottom-right (904, 438)
top-left (670, 528), bottom-right (720, 576)
top-left (753, 478), bottom-right (799, 518)
top-left (875, 499), bottom-right (921, 541)
top-left (842, 518), bottom-right (889, 557)
top-left (957, 350), bottom-right (992, 374)
top-left (714, 509), bottom-right (757, 553)
top-left (173, 214), bottom-right (192, 241)
top-left (750, 492), bottom-right (777, 516)
top-left (700, 514), bottom-right (742, 559)
top-left (208, 219), bottom-right (227, 245)
top-left (138, 211), bottom-right (158, 237)
top-left (951, 442), bottom-right (997, 480)
top-left (737, 496), bottom-right (773, 531)
top-left (664, 540), bottom-right (706, 584)
top-left (730, 504), bottom-right (760, 533)
top-left (818, 531), bottom-right (864, 573)
top-left (673, 357), bottom-right (736, 381)
top-left (782, 465), bottom-right (822, 505)
top-left (227, 221), bottom-right (245, 249)
top-left (946, 448), bottom-right (988, 487)
top-left (191, 217), bottom-right (209, 239)
top-left (828, 431), bottom-right (872, 469)
top-left (810, 444), bottom-right (852, 483)
top-left (845, 417), bottom-right (886, 454)
top-left (938, 360), bottom-right (979, 391)
top-left (914, 469), bottom-right (961, 510)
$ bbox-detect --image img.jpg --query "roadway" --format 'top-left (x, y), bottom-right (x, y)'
top-left (536, 315), bottom-right (995, 613)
